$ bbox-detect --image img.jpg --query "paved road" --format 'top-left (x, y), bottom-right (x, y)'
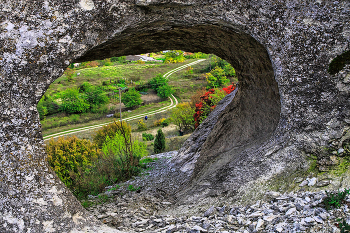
top-left (43, 59), bottom-right (205, 141)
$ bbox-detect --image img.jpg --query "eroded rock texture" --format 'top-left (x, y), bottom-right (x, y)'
top-left (0, 0), bottom-right (349, 232)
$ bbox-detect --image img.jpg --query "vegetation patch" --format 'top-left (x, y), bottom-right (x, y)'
top-left (46, 121), bottom-right (147, 199)
top-left (323, 188), bottom-right (350, 210)
top-left (154, 129), bottom-right (166, 154)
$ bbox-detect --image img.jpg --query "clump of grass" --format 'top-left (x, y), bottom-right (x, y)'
top-left (323, 188), bottom-right (350, 210)
top-left (97, 194), bottom-right (110, 203)
top-left (108, 185), bottom-right (120, 192)
top-left (128, 185), bottom-right (140, 192)
top-left (81, 200), bottom-right (94, 209)
top-left (336, 218), bottom-right (350, 232)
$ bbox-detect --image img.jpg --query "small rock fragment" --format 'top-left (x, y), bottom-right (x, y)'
top-left (203, 206), bottom-right (215, 217)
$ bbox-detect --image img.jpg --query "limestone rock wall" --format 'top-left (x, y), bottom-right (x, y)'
top-left (0, 0), bottom-right (349, 232)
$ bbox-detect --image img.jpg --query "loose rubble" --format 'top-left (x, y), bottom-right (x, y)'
top-left (84, 151), bottom-right (350, 233)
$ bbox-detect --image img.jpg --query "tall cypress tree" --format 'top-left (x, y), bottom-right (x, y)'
top-left (154, 129), bottom-right (165, 154)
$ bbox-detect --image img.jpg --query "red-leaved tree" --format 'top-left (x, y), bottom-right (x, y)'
top-left (193, 84), bottom-right (235, 128)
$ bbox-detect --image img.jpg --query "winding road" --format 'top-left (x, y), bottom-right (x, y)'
top-left (43, 59), bottom-right (206, 141)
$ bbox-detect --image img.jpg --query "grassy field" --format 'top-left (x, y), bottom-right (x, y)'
top-left (42, 99), bottom-right (171, 137)
top-left (47, 59), bottom-right (199, 96)
top-left (42, 57), bottom-right (209, 137)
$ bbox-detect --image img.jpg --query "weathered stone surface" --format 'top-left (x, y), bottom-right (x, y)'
top-left (0, 0), bottom-right (349, 232)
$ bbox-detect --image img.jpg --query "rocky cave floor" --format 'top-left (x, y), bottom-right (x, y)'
top-left (85, 151), bottom-right (350, 233)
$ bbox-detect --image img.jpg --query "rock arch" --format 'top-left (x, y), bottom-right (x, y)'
top-left (0, 0), bottom-right (349, 232)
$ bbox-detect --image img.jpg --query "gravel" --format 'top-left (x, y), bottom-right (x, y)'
top-left (85, 151), bottom-right (350, 233)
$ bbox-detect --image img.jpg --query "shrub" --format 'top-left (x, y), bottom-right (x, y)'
top-left (60, 88), bottom-right (90, 114)
top-left (42, 94), bottom-right (60, 116)
top-left (161, 118), bottom-right (170, 127)
top-left (138, 119), bottom-right (147, 131)
top-left (171, 102), bottom-right (195, 132)
top-left (186, 66), bottom-right (193, 74)
top-left (142, 133), bottom-right (154, 141)
top-left (153, 118), bottom-right (166, 127)
top-left (149, 74), bottom-right (168, 92)
top-left (121, 88), bottom-right (142, 108)
top-left (101, 122), bottom-right (147, 179)
top-left (110, 56), bottom-right (126, 63)
top-left (205, 66), bottom-right (229, 89)
top-left (78, 82), bottom-right (92, 92)
top-left (336, 218), bottom-right (350, 232)
top-left (157, 84), bottom-right (173, 98)
top-left (37, 100), bottom-right (48, 120)
top-left (93, 121), bottom-right (131, 149)
top-left (85, 86), bottom-right (109, 109)
top-left (164, 50), bottom-right (185, 63)
top-left (323, 189), bottom-right (350, 210)
top-left (103, 58), bottom-right (113, 66)
top-left (193, 84), bottom-right (235, 128)
top-left (45, 136), bottom-right (100, 194)
top-left (83, 61), bottom-right (99, 68)
top-left (69, 114), bottom-right (80, 123)
top-left (154, 129), bottom-right (165, 154)
top-left (73, 121), bottom-right (147, 197)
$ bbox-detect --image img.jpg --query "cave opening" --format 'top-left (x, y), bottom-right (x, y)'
top-left (40, 24), bottom-right (281, 200)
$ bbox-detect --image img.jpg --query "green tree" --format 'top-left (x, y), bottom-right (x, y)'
top-left (121, 88), bottom-right (142, 108)
top-left (149, 74), bottom-right (168, 92)
top-left (93, 121), bottom-right (131, 149)
top-left (157, 84), bottom-right (173, 98)
top-left (205, 66), bottom-right (229, 89)
top-left (60, 88), bottom-right (90, 113)
top-left (164, 50), bottom-right (185, 63)
top-left (171, 102), bottom-right (195, 132)
top-left (101, 121), bottom-right (147, 180)
top-left (79, 82), bottom-right (109, 109)
top-left (37, 94), bottom-right (60, 119)
top-left (87, 87), bottom-right (109, 108)
top-left (154, 129), bottom-right (166, 154)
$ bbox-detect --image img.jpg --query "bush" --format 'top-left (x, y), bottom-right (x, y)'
top-left (60, 88), bottom-right (90, 114)
top-left (69, 114), bottom-right (80, 123)
top-left (157, 84), bottom-right (173, 98)
top-left (101, 122), bottom-right (147, 180)
top-left (45, 136), bottom-right (100, 194)
top-left (37, 94), bottom-right (61, 119)
top-left (205, 66), bottom-right (230, 89)
top-left (149, 74), bottom-right (168, 92)
top-left (85, 86), bottom-right (109, 109)
top-left (82, 61), bottom-right (99, 68)
top-left (138, 119), bottom-right (147, 131)
top-left (93, 121), bottom-right (131, 149)
top-left (153, 118), bottom-right (166, 127)
top-left (110, 56), bottom-right (126, 63)
top-left (37, 100), bottom-right (48, 120)
top-left (154, 129), bottom-right (165, 154)
top-left (161, 119), bottom-right (170, 127)
top-left (193, 84), bottom-right (235, 128)
top-left (190, 87), bottom-right (207, 108)
top-left (164, 50), bottom-right (185, 63)
top-left (142, 133), bottom-right (154, 141)
top-left (121, 88), bottom-right (142, 108)
top-left (323, 189), bottom-right (350, 210)
top-left (171, 102), bottom-right (195, 132)
top-left (70, 121), bottom-right (147, 197)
